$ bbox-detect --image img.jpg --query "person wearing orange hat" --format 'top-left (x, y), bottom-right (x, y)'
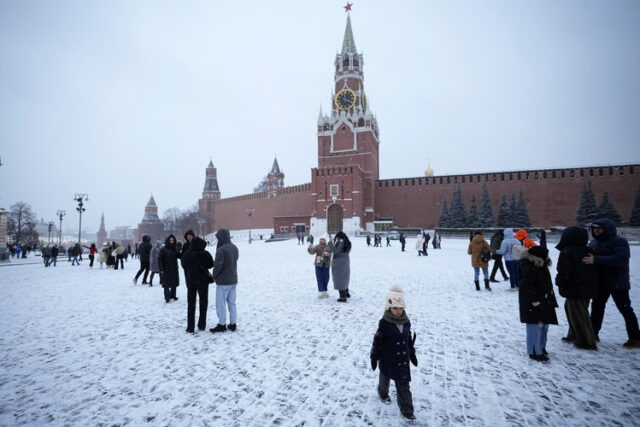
top-left (515, 229), bottom-right (537, 249)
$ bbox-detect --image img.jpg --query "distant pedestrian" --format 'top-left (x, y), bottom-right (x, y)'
top-left (366, 235), bottom-right (371, 247)
top-left (71, 243), bottom-right (81, 265)
top-left (370, 285), bottom-right (418, 424)
top-left (467, 231), bottom-right (492, 291)
top-left (83, 243), bottom-right (99, 268)
top-left (306, 234), bottom-right (314, 245)
top-left (42, 245), bottom-right (51, 267)
top-left (515, 229), bottom-right (537, 249)
top-left (149, 240), bottom-right (162, 286)
top-left (399, 233), bottom-right (406, 252)
top-left (518, 246), bottom-right (558, 362)
top-left (133, 235), bottom-right (152, 285)
top-left (415, 234), bottom-right (424, 256)
top-left (209, 229), bottom-right (240, 333)
top-left (113, 242), bottom-right (125, 270)
top-left (50, 245), bottom-right (59, 266)
top-left (386, 236), bottom-right (391, 247)
top-left (98, 243), bottom-right (110, 268)
top-left (496, 228), bottom-right (523, 290)
top-left (489, 230), bottom-right (509, 283)
top-left (423, 232), bottom-right (430, 255)
top-left (328, 232), bottom-right (351, 302)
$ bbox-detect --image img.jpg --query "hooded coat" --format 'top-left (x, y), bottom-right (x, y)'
top-left (518, 248), bottom-right (558, 324)
top-left (138, 235), bottom-right (152, 262)
top-left (150, 241), bottom-right (163, 273)
top-left (212, 229), bottom-right (239, 285)
top-left (555, 226), bottom-right (598, 299)
top-left (328, 237), bottom-right (350, 291)
top-left (158, 235), bottom-right (180, 288)
top-left (467, 233), bottom-right (491, 268)
top-left (588, 218), bottom-right (630, 291)
top-left (496, 228), bottom-right (521, 261)
top-left (180, 236), bottom-right (214, 289)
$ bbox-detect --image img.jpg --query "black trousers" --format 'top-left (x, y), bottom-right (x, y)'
top-left (187, 285), bottom-right (209, 331)
top-left (164, 286), bottom-right (177, 302)
top-left (135, 261), bottom-right (150, 282)
top-left (591, 288), bottom-right (640, 340)
top-left (490, 254), bottom-right (508, 280)
top-left (114, 255), bottom-right (124, 270)
top-left (89, 254), bottom-right (95, 267)
top-left (401, 242), bottom-right (405, 251)
top-left (378, 371), bottom-right (414, 418)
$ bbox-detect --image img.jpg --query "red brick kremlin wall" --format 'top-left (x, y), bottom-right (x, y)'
top-left (375, 165), bottom-right (640, 229)
top-left (211, 184), bottom-right (312, 231)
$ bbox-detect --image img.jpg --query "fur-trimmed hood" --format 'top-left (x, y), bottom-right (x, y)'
top-left (520, 247), bottom-right (552, 268)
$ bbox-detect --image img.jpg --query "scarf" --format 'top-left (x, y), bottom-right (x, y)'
top-left (383, 309), bottom-right (409, 325)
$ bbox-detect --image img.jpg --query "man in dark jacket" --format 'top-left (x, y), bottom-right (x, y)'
top-left (585, 218), bottom-right (640, 348)
top-left (399, 233), bottom-right (406, 252)
top-left (133, 235), bottom-right (152, 285)
top-left (181, 235), bottom-right (214, 333)
top-left (555, 226), bottom-right (598, 350)
top-left (489, 230), bottom-right (509, 283)
top-left (209, 229), bottom-right (239, 333)
top-left (50, 245), bottom-right (59, 266)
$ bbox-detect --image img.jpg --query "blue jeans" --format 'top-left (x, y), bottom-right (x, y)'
top-left (71, 256), bottom-right (79, 265)
top-left (526, 323), bottom-right (549, 355)
top-left (215, 284), bottom-right (237, 325)
top-left (505, 260), bottom-right (519, 288)
top-left (473, 267), bottom-right (488, 280)
top-left (315, 266), bottom-right (330, 292)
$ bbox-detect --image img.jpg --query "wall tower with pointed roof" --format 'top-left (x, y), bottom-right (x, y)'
top-left (267, 157), bottom-right (285, 198)
top-left (135, 195), bottom-right (165, 243)
top-left (96, 212), bottom-right (107, 245)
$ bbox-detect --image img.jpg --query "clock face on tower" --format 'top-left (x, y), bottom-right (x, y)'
top-left (334, 88), bottom-right (357, 111)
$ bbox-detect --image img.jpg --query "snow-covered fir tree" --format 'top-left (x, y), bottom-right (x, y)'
top-left (449, 186), bottom-right (467, 228)
top-left (516, 188), bottom-right (532, 227)
top-left (437, 200), bottom-right (451, 228)
top-left (467, 195), bottom-right (480, 228)
top-left (478, 182), bottom-right (495, 227)
top-left (575, 181), bottom-right (599, 226)
top-left (509, 193), bottom-right (519, 227)
top-left (630, 185), bottom-right (640, 227)
top-left (597, 190), bottom-right (622, 225)
top-left (497, 194), bottom-right (511, 227)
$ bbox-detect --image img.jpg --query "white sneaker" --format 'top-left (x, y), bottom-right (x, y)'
top-left (322, 291), bottom-right (330, 299)
top-left (317, 292), bottom-right (324, 299)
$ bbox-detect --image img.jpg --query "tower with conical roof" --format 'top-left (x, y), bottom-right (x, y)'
top-left (312, 6), bottom-right (380, 234)
top-left (135, 195), bottom-right (165, 243)
top-left (202, 160), bottom-right (221, 201)
top-left (267, 157), bottom-right (285, 198)
top-left (96, 212), bottom-right (107, 245)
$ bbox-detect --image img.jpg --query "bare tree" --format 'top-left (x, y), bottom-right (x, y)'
top-left (8, 202), bottom-right (38, 245)
top-left (253, 175), bottom-right (268, 193)
top-left (162, 207), bottom-right (182, 236)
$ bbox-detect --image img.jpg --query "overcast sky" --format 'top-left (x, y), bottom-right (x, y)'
top-left (1, 0), bottom-right (639, 231)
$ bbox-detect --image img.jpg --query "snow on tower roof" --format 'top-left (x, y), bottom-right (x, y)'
top-left (270, 157), bottom-right (281, 174)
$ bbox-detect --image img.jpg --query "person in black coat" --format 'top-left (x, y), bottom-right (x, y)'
top-left (50, 245), bottom-right (59, 266)
top-left (489, 230), bottom-right (509, 282)
top-left (133, 235), bottom-right (152, 284)
top-left (158, 234), bottom-right (180, 303)
top-left (399, 233), bottom-right (406, 252)
top-left (181, 236), bottom-right (214, 333)
top-left (209, 229), bottom-right (240, 333)
top-left (555, 226), bottom-right (598, 350)
top-left (370, 286), bottom-right (417, 423)
top-left (584, 218), bottom-right (640, 348)
top-left (519, 246), bottom-right (558, 361)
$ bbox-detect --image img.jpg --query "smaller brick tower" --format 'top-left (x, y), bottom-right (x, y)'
top-left (96, 212), bottom-right (107, 245)
top-left (198, 160), bottom-right (221, 234)
top-left (135, 195), bottom-right (165, 243)
top-left (267, 157), bottom-right (284, 198)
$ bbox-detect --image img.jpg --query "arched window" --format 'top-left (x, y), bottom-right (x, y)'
top-left (358, 118), bottom-right (364, 127)
top-left (353, 56), bottom-right (359, 67)
top-left (343, 56), bottom-right (349, 66)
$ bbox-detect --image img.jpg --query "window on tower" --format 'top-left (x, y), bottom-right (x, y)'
top-left (353, 56), bottom-right (359, 67)
top-left (343, 56), bottom-right (349, 66)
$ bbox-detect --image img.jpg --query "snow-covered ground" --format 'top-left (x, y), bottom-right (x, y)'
top-left (1, 238), bottom-right (639, 426)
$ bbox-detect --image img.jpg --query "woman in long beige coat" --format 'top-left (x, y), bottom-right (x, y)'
top-left (467, 232), bottom-right (492, 291)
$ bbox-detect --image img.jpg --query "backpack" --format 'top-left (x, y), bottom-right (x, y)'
top-left (480, 248), bottom-right (492, 263)
top-left (510, 241), bottom-right (523, 260)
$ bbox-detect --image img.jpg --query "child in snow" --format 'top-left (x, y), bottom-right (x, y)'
top-left (370, 286), bottom-right (418, 424)
top-left (518, 246), bottom-right (558, 362)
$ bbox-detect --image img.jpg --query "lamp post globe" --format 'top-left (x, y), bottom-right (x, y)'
top-left (73, 194), bottom-right (88, 245)
top-left (56, 210), bottom-right (66, 246)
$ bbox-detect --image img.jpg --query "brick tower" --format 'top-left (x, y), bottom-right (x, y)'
top-left (135, 195), bottom-right (165, 243)
top-left (96, 212), bottom-right (107, 245)
top-left (311, 8), bottom-right (380, 234)
top-left (198, 160), bottom-right (221, 234)
top-left (267, 157), bottom-right (284, 198)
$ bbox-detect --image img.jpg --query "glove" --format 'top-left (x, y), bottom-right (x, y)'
top-left (411, 332), bottom-right (417, 347)
top-left (532, 302), bottom-right (541, 307)
top-left (410, 352), bottom-right (418, 367)
top-left (371, 359), bottom-right (377, 371)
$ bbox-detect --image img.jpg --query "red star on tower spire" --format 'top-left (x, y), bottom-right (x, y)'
top-left (344, 3), bottom-right (353, 13)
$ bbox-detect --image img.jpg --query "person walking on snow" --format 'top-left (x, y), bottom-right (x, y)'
top-left (468, 231), bottom-right (492, 291)
top-left (209, 229), bottom-right (240, 333)
top-left (415, 234), bottom-right (424, 256)
top-left (489, 230), bottom-right (509, 283)
top-left (98, 242), bottom-right (110, 268)
top-left (308, 235), bottom-right (332, 298)
top-left (133, 235), bottom-right (152, 285)
top-left (496, 228), bottom-right (523, 290)
top-left (555, 226), bottom-right (598, 350)
top-left (328, 231), bottom-right (351, 302)
top-left (159, 234), bottom-right (180, 303)
top-left (585, 218), bottom-right (640, 349)
top-left (113, 242), bottom-right (125, 270)
top-left (399, 233), bottom-right (406, 252)
top-left (518, 246), bottom-right (558, 362)
top-left (181, 235), bottom-right (214, 333)
top-left (370, 285), bottom-right (418, 424)
top-left (82, 243), bottom-right (99, 268)
top-left (149, 240), bottom-right (162, 286)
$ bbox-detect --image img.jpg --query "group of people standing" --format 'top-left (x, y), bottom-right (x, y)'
top-left (307, 232), bottom-right (352, 302)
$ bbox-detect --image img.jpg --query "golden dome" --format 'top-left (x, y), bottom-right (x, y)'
top-left (424, 161), bottom-right (434, 177)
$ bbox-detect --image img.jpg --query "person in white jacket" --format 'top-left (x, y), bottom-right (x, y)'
top-left (415, 234), bottom-right (425, 256)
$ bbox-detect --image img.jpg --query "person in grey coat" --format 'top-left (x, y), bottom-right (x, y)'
top-left (209, 228), bottom-right (240, 333)
top-left (328, 231), bottom-right (351, 302)
top-left (149, 240), bottom-right (162, 286)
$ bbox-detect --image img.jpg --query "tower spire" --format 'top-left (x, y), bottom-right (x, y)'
top-left (341, 9), bottom-right (357, 55)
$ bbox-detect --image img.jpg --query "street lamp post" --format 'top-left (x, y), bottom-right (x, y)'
top-left (73, 194), bottom-right (89, 245)
top-left (47, 222), bottom-right (53, 244)
top-left (246, 206), bottom-right (254, 244)
top-left (56, 210), bottom-right (65, 246)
